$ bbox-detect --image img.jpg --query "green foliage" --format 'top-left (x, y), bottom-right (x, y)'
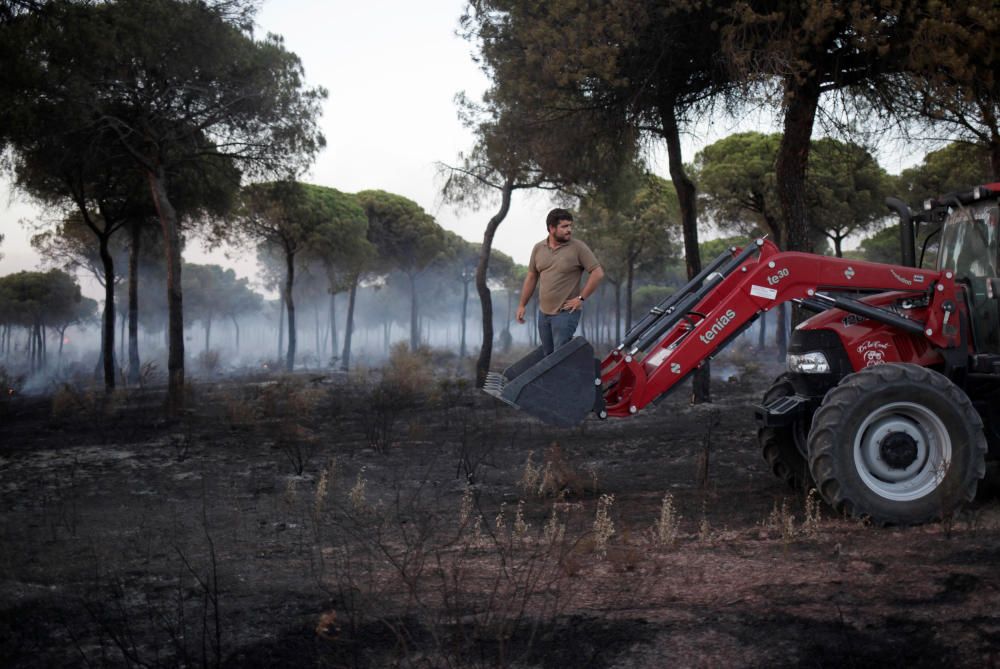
top-left (852, 225), bottom-right (902, 265)
top-left (695, 132), bottom-right (887, 254)
top-left (30, 215), bottom-right (129, 287)
top-left (183, 263), bottom-right (261, 327)
top-left (579, 170), bottom-right (680, 282)
top-left (807, 138), bottom-right (893, 256)
top-left (355, 190), bottom-right (446, 277)
top-left (631, 285), bottom-right (675, 316)
top-left (694, 132), bottom-right (783, 239)
top-left (459, 0), bottom-right (728, 189)
top-left (1, 0), bottom-right (327, 401)
top-left (0, 269), bottom-right (86, 328)
top-left (303, 185), bottom-right (372, 293)
top-left (700, 236), bottom-right (751, 261)
top-left (853, 222), bottom-right (940, 268)
top-left (903, 2), bottom-right (1000, 177)
top-left (719, 1), bottom-right (922, 250)
top-left (898, 143), bottom-right (993, 203)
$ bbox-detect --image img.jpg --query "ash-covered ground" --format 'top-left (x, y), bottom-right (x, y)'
top-left (2, 350), bottom-right (999, 668)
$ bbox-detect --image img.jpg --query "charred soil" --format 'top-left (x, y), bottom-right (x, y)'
top-left (2, 358), bottom-right (1000, 668)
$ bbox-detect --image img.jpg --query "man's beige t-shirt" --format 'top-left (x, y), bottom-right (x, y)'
top-left (528, 238), bottom-right (601, 315)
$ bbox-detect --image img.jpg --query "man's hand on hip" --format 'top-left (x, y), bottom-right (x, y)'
top-left (561, 296), bottom-right (584, 312)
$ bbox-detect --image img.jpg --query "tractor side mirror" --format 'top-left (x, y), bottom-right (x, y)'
top-left (988, 278), bottom-right (1000, 299)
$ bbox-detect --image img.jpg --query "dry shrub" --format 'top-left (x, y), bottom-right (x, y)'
top-left (350, 345), bottom-right (434, 451)
top-left (715, 345), bottom-right (767, 383)
top-left (50, 383), bottom-right (124, 421)
top-left (536, 442), bottom-right (597, 498)
top-left (434, 375), bottom-right (473, 409)
top-left (195, 349), bottom-right (222, 374)
top-left (0, 366), bottom-right (25, 398)
top-left (593, 494), bottom-right (615, 557)
top-left (222, 389), bottom-right (259, 429)
top-left (257, 358), bottom-right (283, 374)
top-left (315, 610), bottom-right (340, 641)
top-left (137, 360), bottom-right (161, 388)
top-left (382, 342), bottom-right (433, 400)
top-left (257, 377), bottom-right (324, 421)
top-left (761, 498), bottom-right (797, 542)
top-left (607, 528), bottom-right (642, 572)
top-left (253, 378), bottom-right (325, 473)
top-left (51, 384), bottom-right (91, 419)
top-left (653, 493), bottom-right (682, 548)
top-left (276, 423), bottom-right (319, 475)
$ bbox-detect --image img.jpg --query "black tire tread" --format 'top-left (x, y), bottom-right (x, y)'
top-left (757, 374), bottom-right (810, 489)
top-left (808, 363), bottom-right (987, 525)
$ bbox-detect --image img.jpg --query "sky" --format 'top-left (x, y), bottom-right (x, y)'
top-left (0, 0), bottom-right (927, 298)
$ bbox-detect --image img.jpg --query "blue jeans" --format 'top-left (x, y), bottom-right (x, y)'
top-left (538, 309), bottom-right (582, 355)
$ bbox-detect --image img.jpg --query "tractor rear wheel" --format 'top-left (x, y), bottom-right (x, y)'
top-left (757, 374), bottom-right (811, 489)
top-left (807, 364), bottom-right (986, 525)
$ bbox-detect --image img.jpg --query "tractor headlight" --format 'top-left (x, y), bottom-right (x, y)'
top-left (787, 351), bottom-right (831, 374)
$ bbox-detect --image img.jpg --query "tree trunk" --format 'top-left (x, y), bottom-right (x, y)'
top-left (340, 275), bottom-right (358, 371)
top-left (459, 277), bottom-right (469, 358)
top-left (774, 76), bottom-right (815, 362)
top-left (329, 292), bottom-right (338, 362)
top-left (127, 220), bottom-right (141, 386)
top-left (660, 101), bottom-right (709, 403)
top-left (595, 283), bottom-right (604, 348)
top-left (776, 76), bottom-right (821, 252)
top-left (284, 250), bottom-right (297, 372)
top-left (409, 272), bottom-right (420, 351)
top-left (98, 233), bottom-right (116, 391)
top-left (147, 166), bottom-right (184, 412)
top-left (625, 258), bottom-right (635, 333)
top-left (503, 290), bottom-right (513, 353)
top-left (977, 99), bottom-right (1000, 180)
top-left (277, 292), bottom-right (285, 361)
top-left (991, 138), bottom-right (1000, 181)
top-left (613, 279), bottom-right (621, 342)
top-left (475, 179), bottom-right (514, 387)
top-left (30, 321), bottom-right (37, 371)
top-left (57, 325), bottom-right (66, 368)
top-left (204, 316), bottom-right (212, 353)
top-left (314, 303), bottom-right (321, 361)
top-left (119, 312), bottom-right (125, 373)
top-left (758, 309), bottom-right (767, 349)
top-left (776, 303), bottom-right (788, 361)
top-left (231, 315), bottom-right (240, 353)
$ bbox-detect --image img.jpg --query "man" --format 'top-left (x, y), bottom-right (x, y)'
top-left (516, 208), bottom-right (604, 355)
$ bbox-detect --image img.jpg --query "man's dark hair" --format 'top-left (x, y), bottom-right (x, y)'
top-left (546, 208), bottom-right (574, 231)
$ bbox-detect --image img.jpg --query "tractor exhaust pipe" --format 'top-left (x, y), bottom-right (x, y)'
top-left (886, 196), bottom-right (916, 267)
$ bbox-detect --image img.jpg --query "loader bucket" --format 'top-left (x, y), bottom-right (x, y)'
top-left (482, 337), bottom-right (603, 427)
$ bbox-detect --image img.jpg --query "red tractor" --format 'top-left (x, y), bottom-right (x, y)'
top-left (485, 183), bottom-right (1000, 525)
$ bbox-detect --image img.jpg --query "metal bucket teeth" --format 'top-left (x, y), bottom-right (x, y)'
top-left (480, 339), bottom-right (602, 427)
top-left (483, 372), bottom-right (506, 397)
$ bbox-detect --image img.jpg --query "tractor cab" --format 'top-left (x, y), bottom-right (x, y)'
top-left (934, 193), bottom-right (1000, 353)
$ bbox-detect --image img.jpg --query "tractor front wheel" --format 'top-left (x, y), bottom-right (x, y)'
top-left (807, 364), bottom-right (986, 525)
top-left (757, 374), bottom-right (811, 490)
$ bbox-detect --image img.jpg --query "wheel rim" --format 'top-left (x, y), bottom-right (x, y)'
top-left (853, 401), bottom-right (951, 501)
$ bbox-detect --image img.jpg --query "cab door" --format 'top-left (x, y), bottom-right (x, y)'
top-left (937, 203), bottom-right (1000, 354)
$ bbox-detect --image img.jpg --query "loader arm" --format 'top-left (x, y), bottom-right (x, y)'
top-left (599, 239), bottom-right (964, 417)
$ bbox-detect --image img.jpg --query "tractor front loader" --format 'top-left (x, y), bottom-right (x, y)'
top-left (485, 183), bottom-right (1000, 525)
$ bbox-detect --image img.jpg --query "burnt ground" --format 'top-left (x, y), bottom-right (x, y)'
top-left (2, 352), bottom-right (1000, 668)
